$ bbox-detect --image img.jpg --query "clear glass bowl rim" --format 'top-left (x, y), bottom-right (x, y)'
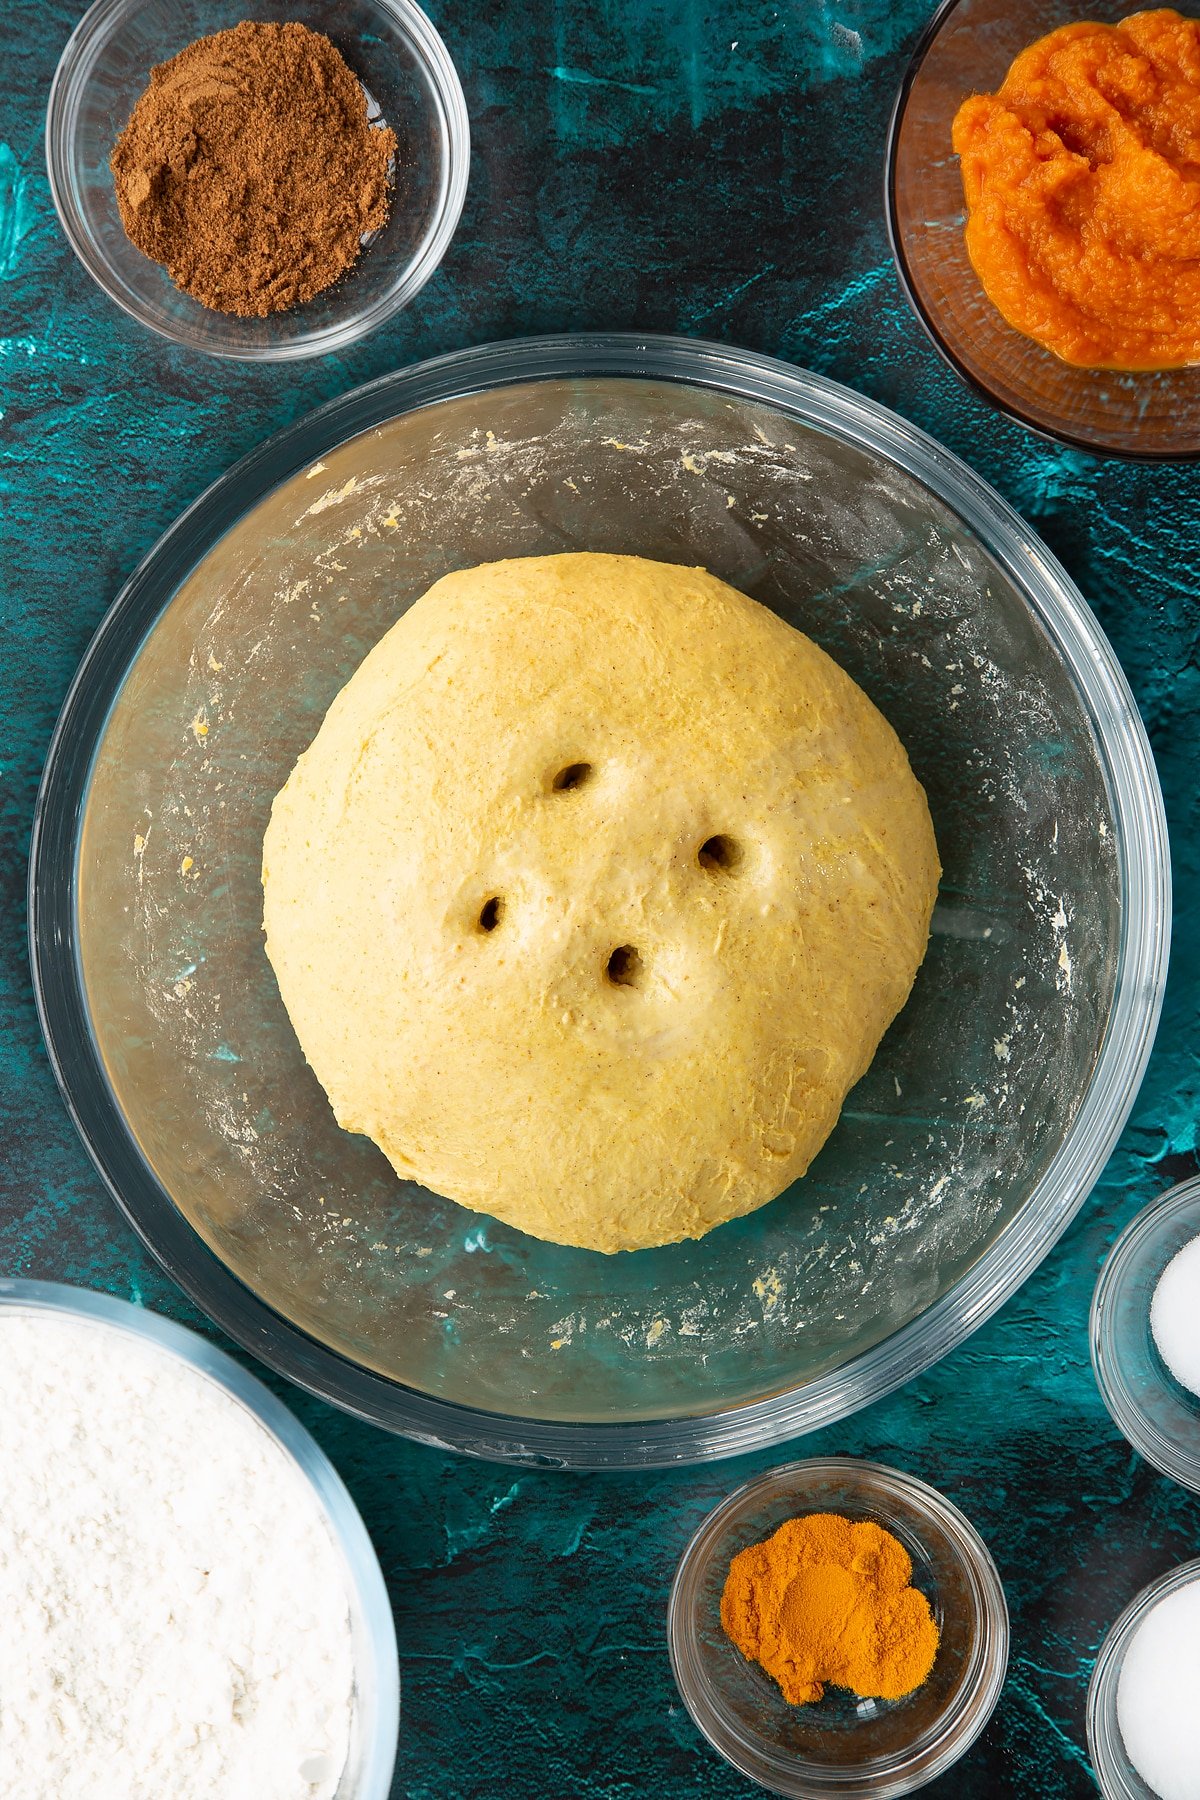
top-left (1090, 1175), bottom-right (1200, 1493)
top-left (0, 1276), bottom-right (400, 1798)
top-left (1086, 1554), bottom-right (1200, 1800)
top-left (44, 0), bottom-right (471, 362)
top-left (883, 0), bottom-right (1200, 463)
top-left (666, 1456), bottom-right (1010, 1797)
top-left (27, 331), bottom-right (1171, 1468)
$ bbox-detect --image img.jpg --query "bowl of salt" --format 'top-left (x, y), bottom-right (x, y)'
top-left (1091, 1174), bottom-right (1200, 1495)
top-left (1088, 1556), bottom-right (1200, 1800)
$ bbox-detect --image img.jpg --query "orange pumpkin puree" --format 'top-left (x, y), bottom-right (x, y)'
top-left (953, 9), bottom-right (1200, 369)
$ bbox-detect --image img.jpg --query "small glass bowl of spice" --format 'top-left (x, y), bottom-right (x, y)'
top-left (1088, 1557), bottom-right (1200, 1800)
top-left (46, 0), bottom-right (468, 359)
top-left (1092, 1175), bottom-right (1200, 1495)
top-left (668, 1458), bottom-right (1008, 1798)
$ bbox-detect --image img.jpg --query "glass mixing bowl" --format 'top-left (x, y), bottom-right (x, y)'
top-left (0, 1278), bottom-right (399, 1800)
top-left (886, 0), bottom-right (1200, 458)
top-left (29, 334), bottom-right (1169, 1466)
top-left (46, 0), bottom-right (469, 360)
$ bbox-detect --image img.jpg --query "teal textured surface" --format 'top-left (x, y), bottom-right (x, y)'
top-left (2, 1), bottom-right (1198, 1794)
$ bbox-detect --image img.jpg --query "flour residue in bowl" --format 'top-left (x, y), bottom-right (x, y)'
top-left (76, 376), bottom-right (1118, 1424)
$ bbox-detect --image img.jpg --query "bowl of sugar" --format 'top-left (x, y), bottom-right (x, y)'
top-left (1088, 1557), bottom-right (1200, 1800)
top-left (1091, 1175), bottom-right (1200, 1494)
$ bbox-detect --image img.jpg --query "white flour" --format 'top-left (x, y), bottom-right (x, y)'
top-left (0, 1310), bottom-right (355, 1800)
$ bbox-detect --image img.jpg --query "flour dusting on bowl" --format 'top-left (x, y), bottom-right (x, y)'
top-left (36, 337), bottom-right (1167, 1463)
top-left (81, 380), bottom-right (1112, 1407)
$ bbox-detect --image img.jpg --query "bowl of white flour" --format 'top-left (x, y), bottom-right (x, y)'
top-left (0, 1279), bottom-right (399, 1800)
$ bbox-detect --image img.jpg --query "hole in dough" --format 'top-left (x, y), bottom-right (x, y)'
top-left (698, 834), bottom-right (742, 873)
top-left (478, 896), bottom-right (503, 932)
top-left (551, 762), bottom-right (593, 791)
top-left (606, 945), bottom-right (643, 988)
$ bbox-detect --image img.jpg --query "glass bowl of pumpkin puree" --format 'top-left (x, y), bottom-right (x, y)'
top-left (668, 1458), bottom-right (1009, 1797)
top-left (887, 0), bottom-right (1200, 458)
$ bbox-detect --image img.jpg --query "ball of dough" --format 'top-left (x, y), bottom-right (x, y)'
top-left (262, 554), bottom-right (940, 1253)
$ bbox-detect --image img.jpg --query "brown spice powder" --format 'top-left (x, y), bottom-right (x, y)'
top-left (110, 21), bottom-right (398, 318)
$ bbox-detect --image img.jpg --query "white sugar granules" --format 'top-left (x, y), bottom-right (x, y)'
top-left (1117, 1579), bottom-right (1200, 1800)
top-left (1151, 1233), bottom-right (1200, 1398)
top-left (0, 1309), bottom-right (355, 1800)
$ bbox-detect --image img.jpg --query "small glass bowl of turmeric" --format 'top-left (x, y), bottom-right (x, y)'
top-left (886, 0), bottom-right (1200, 458)
top-left (668, 1458), bottom-right (1008, 1798)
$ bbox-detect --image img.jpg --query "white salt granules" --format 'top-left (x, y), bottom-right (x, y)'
top-left (1118, 1579), bottom-right (1200, 1800)
top-left (0, 1309), bottom-right (355, 1800)
top-left (1151, 1233), bottom-right (1200, 1398)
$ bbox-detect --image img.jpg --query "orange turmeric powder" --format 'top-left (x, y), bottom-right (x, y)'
top-left (720, 1512), bottom-right (939, 1705)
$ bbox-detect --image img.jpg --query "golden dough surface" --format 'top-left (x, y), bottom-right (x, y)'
top-left (262, 554), bottom-right (940, 1253)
